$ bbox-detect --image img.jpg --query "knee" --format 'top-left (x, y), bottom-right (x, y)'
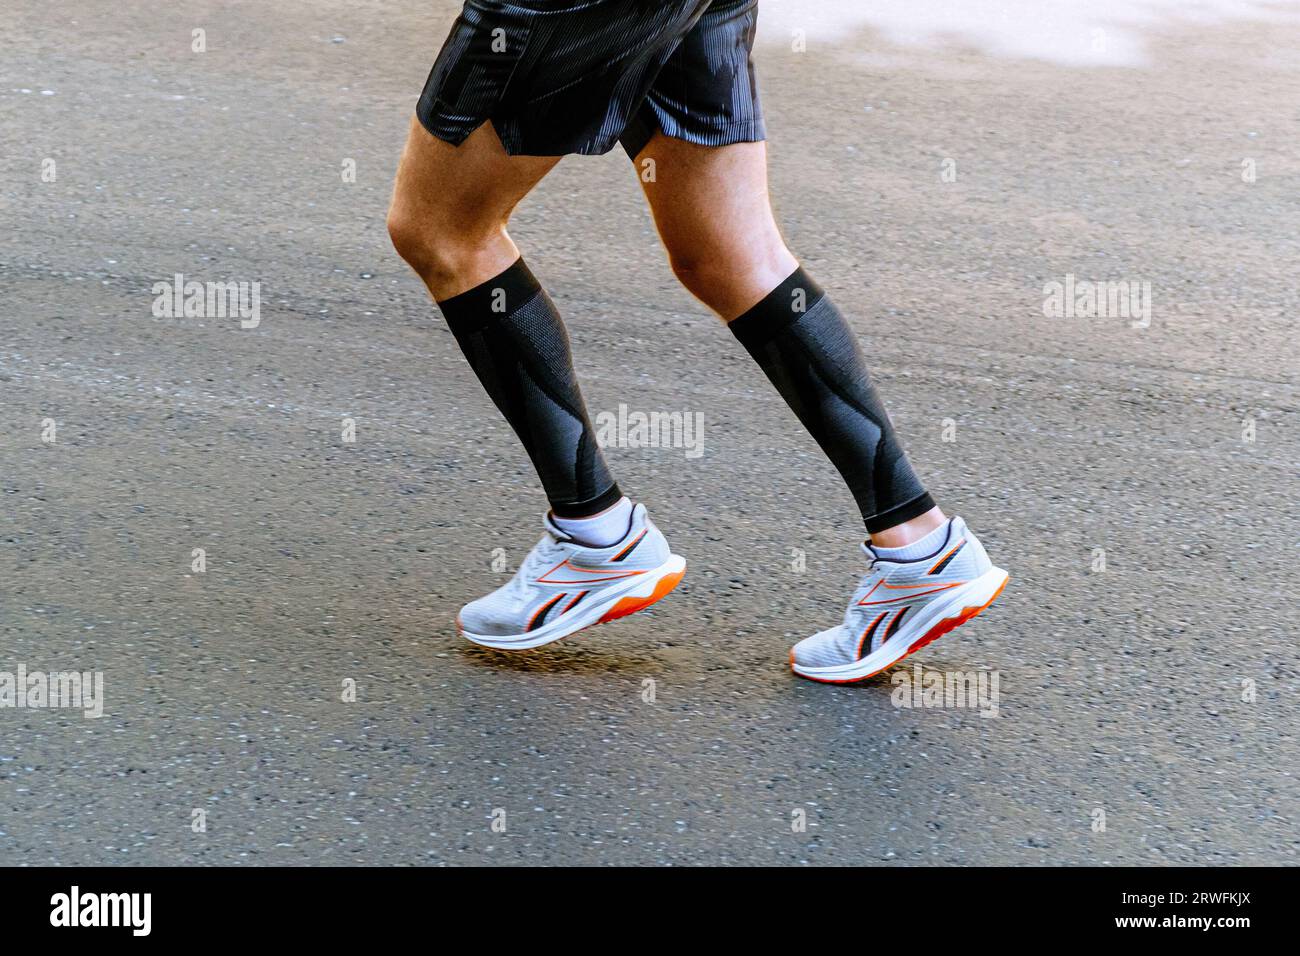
top-left (667, 253), bottom-right (727, 305)
top-left (387, 200), bottom-right (504, 288)
top-left (667, 238), bottom-right (796, 315)
top-left (387, 205), bottom-right (458, 285)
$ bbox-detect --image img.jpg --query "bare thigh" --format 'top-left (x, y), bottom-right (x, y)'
top-left (634, 132), bottom-right (797, 320)
top-left (388, 118), bottom-right (561, 299)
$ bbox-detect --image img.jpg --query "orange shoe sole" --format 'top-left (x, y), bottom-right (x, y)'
top-left (597, 567), bottom-right (685, 624)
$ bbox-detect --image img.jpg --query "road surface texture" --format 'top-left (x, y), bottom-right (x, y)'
top-left (2, 0), bottom-right (1297, 865)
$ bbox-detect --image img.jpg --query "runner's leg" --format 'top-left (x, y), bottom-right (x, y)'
top-left (389, 119), bottom-right (623, 521)
top-left (633, 132), bottom-right (943, 544)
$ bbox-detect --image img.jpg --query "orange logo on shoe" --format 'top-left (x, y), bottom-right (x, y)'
top-left (855, 578), bottom-right (963, 606)
top-left (536, 560), bottom-right (646, 586)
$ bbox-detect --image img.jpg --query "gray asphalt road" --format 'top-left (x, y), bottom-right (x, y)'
top-left (2, 1), bottom-right (1297, 865)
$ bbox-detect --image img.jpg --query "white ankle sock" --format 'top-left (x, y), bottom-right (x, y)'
top-left (871, 520), bottom-right (951, 562)
top-left (553, 497), bottom-right (633, 547)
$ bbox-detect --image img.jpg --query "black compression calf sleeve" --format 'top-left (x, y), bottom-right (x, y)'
top-left (729, 268), bottom-right (934, 533)
top-left (437, 259), bottom-right (621, 518)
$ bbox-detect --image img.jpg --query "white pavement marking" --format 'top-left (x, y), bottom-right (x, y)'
top-left (758, 0), bottom-right (1300, 66)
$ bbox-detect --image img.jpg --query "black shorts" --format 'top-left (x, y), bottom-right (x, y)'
top-left (416, 0), bottom-right (764, 157)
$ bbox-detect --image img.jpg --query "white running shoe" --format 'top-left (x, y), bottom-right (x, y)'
top-left (457, 502), bottom-right (686, 650)
top-left (790, 517), bottom-right (1008, 683)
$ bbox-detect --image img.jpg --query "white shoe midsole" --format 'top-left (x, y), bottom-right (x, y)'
top-left (461, 554), bottom-right (686, 650)
top-left (793, 567), bottom-right (1008, 680)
